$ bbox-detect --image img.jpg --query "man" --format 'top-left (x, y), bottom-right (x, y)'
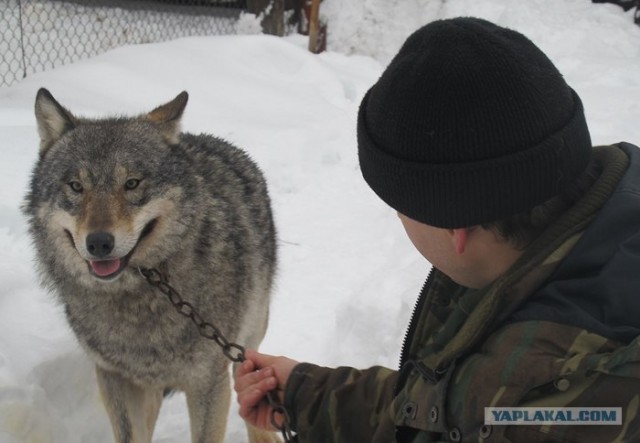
top-left (235, 17), bottom-right (640, 442)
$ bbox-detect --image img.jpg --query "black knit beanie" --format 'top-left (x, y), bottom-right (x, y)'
top-left (358, 17), bottom-right (592, 228)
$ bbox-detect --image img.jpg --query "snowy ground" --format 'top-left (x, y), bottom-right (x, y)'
top-left (1, 0), bottom-right (640, 442)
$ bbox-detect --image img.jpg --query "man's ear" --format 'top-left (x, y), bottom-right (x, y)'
top-left (451, 228), bottom-right (470, 255)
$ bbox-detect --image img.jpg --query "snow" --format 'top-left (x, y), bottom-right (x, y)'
top-left (1, 0), bottom-right (640, 442)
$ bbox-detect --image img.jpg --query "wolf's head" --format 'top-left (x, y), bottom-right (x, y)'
top-left (25, 89), bottom-right (195, 288)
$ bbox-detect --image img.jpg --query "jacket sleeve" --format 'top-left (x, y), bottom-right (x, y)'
top-left (282, 321), bottom-right (640, 442)
top-left (283, 363), bottom-right (399, 442)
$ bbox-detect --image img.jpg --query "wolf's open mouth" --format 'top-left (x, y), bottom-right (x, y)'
top-left (90, 259), bottom-right (122, 277)
top-left (83, 218), bottom-right (158, 280)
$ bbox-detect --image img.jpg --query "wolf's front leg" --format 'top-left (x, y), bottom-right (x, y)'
top-left (186, 369), bottom-right (231, 443)
top-left (246, 424), bottom-right (283, 443)
top-left (96, 366), bottom-right (164, 443)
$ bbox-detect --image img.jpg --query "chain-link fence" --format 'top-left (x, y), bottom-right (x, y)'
top-left (1, 0), bottom-right (257, 88)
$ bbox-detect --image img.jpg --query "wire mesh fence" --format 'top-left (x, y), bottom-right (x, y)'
top-left (1, 0), bottom-right (253, 88)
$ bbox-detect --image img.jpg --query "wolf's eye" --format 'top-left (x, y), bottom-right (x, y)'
top-left (68, 181), bottom-right (83, 193)
top-left (125, 178), bottom-right (141, 190)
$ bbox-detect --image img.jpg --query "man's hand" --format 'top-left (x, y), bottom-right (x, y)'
top-left (234, 349), bottom-right (299, 431)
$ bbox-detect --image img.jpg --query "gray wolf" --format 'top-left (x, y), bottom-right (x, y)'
top-left (24, 88), bottom-right (280, 443)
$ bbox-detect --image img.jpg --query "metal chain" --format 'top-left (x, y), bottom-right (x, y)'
top-left (137, 267), bottom-right (297, 443)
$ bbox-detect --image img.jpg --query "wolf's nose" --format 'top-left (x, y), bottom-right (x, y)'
top-left (86, 232), bottom-right (115, 258)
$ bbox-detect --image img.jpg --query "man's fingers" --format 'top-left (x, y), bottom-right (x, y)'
top-left (234, 350), bottom-right (298, 431)
top-left (237, 375), bottom-right (278, 418)
top-left (233, 360), bottom-right (250, 392)
top-left (245, 349), bottom-right (284, 368)
top-left (238, 386), bottom-right (263, 419)
top-left (235, 363), bottom-right (273, 393)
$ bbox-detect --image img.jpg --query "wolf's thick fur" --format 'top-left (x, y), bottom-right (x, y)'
top-left (24, 89), bottom-right (280, 443)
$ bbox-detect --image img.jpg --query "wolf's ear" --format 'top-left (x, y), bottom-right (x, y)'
top-left (35, 88), bottom-right (77, 156)
top-left (146, 91), bottom-right (188, 144)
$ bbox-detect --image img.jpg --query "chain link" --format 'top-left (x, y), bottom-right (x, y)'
top-left (137, 267), bottom-right (297, 442)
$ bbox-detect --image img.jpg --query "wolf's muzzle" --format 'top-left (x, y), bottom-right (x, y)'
top-left (85, 218), bottom-right (158, 280)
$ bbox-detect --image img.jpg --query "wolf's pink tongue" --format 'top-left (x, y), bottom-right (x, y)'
top-left (90, 259), bottom-right (122, 277)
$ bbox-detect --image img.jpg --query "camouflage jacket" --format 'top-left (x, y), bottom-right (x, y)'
top-left (283, 143), bottom-right (640, 443)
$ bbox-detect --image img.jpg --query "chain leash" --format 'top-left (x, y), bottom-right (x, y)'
top-left (137, 267), bottom-right (297, 443)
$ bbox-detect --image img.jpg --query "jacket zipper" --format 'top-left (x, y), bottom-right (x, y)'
top-left (398, 268), bottom-right (435, 370)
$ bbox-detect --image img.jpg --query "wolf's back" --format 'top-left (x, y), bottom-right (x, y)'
top-left (177, 132), bottom-right (277, 285)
